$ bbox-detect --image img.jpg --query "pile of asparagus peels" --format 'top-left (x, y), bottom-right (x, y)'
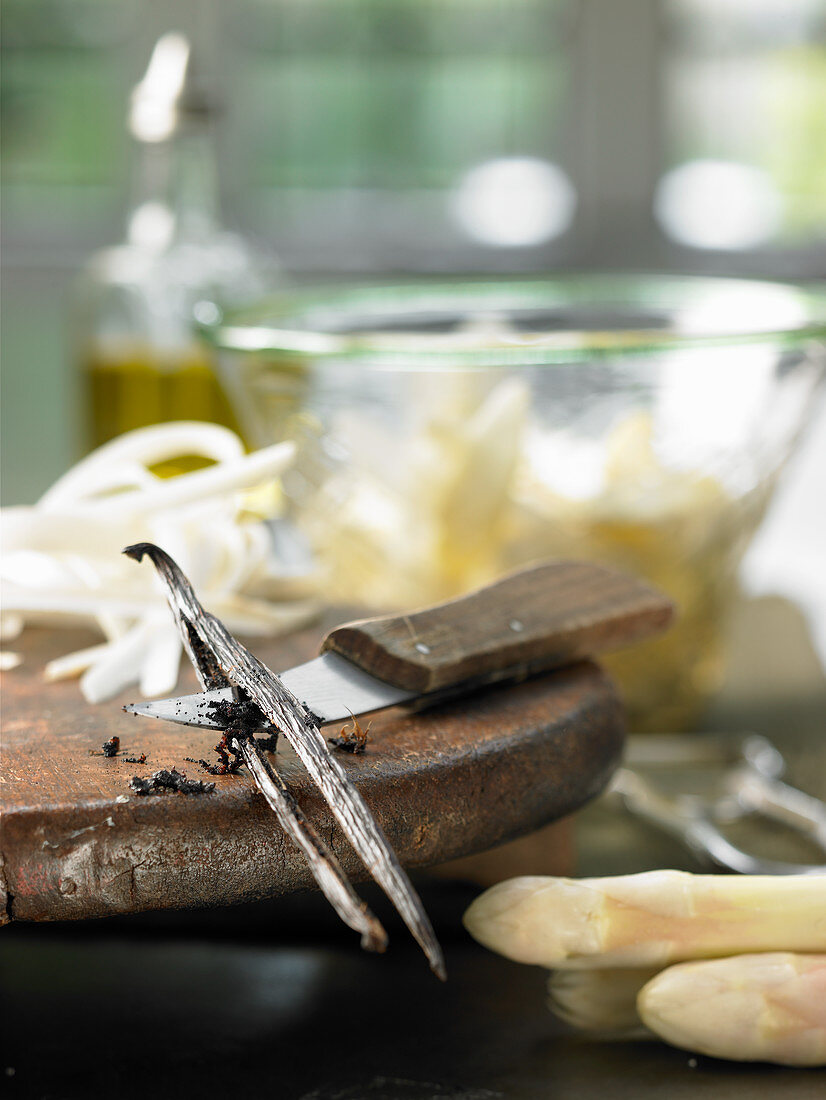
top-left (464, 869), bottom-right (826, 1065)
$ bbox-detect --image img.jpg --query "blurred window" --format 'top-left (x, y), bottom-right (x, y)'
top-left (659, 0), bottom-right (826, 252)
top-left (2, 0), bottom-right (825, 271)
top-left (223, 0), bottom-right (576, 266)
top-left (1, 0), bottom-right (138, 255)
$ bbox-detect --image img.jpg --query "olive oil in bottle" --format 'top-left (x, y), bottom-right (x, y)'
top-left (74, 33), bottom-right (265, 460)
top-left (86, 341), bottom-right (241, 453)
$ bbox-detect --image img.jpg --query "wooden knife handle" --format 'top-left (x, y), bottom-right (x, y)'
top-left (321, 560), bottom-right (674, 694)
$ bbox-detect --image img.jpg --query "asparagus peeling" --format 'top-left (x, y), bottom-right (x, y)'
top-left (547, 967), bottom-right (658, 1038)
top-left (1, 422), bottom-right (318, 702)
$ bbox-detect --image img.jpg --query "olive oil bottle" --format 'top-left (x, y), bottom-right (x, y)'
top-left (85, 341), bottom-right (242, 454)
top-left (74, 33), bottom-right (265, 462)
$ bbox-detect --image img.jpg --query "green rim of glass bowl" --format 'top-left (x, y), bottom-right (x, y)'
top-left (198, 274), bottom-right (826, 369)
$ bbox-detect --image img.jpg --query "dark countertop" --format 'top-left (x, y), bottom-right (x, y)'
top-left (2, 594), bottom-right (825, 1099)
top-left (3, 881), bottom-right (825, 1100)
top-left (5, 918), bottom-right (824, 1100)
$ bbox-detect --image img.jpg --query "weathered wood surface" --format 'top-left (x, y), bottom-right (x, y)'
top-left (323, 560), bottom-right (673, 693)
top-left (1, 622), bottom-right (624, 924)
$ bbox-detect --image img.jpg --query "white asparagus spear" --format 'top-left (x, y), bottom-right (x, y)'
top-left (638, 953), bottom-right (826, 1067)
top-left (548, 967), bottom-right (658, 1037)
top-left (463, 871), bottom-right (826, 968)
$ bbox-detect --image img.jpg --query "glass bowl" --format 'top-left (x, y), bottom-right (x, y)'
top-left (201, 275), bottom-right (826, 731)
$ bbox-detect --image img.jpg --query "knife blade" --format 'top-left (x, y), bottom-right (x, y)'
top-left (124, 651), bottom-right (413, 728)
top-left (124, 558), bottom-right (674, 731)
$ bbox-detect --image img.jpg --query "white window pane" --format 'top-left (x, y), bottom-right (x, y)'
top-left (661, 0), bottom-right (826, 248)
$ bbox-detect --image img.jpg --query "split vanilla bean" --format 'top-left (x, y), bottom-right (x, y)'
top-left (236, 735), bottom-right (385, 952)
top-left (123, 542), bottom-right (445, 978)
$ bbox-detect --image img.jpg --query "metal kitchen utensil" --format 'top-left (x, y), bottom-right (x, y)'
top-left (125, 558), bottom-right (674, 731)
top-left (717, 736), bottom-right (826, 851)
top-left (614, 734), bottom-right (826, 874)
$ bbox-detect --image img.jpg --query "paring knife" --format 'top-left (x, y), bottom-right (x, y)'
top-left (125, 560), bottom-right (674, 731)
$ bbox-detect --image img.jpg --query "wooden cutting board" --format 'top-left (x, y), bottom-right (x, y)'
top-left (1, 621), bottom-right (624, 924)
